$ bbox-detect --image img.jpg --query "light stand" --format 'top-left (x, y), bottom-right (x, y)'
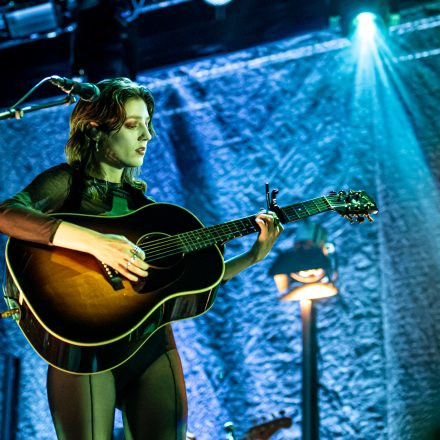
top-left (269, 221), bottom-right (338, 440)
top-left (300, 298), bottom-right (319, 440)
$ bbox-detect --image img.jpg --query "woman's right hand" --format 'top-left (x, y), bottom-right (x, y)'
top-left (89, 233), bottom-right (149, 282)
top-left (52, 222), bottom-right (149, 282)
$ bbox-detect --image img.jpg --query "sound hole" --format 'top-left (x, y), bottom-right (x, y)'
top-left (133, 232), bottom-right (185, 294)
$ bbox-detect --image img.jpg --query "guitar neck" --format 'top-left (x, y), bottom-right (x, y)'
top-left (161, 196), bottom-right (332, 256)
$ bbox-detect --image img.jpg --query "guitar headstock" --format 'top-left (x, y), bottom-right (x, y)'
top-left (328, 190), bottom-right (378, 224)
top-left (244, 415), bottom-right (292, 440)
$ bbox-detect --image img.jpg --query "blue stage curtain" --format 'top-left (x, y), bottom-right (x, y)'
top-left (0, 4), bottom-right (439, 439)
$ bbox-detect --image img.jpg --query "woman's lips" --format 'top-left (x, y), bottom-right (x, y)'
top-left (135, 147), bottom-right (146, 155)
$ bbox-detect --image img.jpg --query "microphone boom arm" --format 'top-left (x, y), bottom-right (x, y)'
top-left (0, 94), bottom-right (76, 121)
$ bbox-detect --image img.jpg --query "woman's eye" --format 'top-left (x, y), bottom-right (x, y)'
top-left (126, 124), bottom-right (138, 129)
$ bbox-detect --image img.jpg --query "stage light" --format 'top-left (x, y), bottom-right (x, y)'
top-left (354, 12), bottom-right (378, 39)
top-left (280, 282), bottom-right (338, 301)
top-left (4, 2), bottom-right (59, 38)
top-left (202, 0), bottom-right (233, 6)
top-left (271, 221), bottom-right (337, 301)
top-left (330, 0), bottom-right (400, 37)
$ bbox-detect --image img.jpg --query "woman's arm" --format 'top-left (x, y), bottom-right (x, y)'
top-left (52, 222), bottom-right (148, 281)
top-left (222, 211), bottom-right (283, 281)
top-left (0, 164), bottom-right (148, 281)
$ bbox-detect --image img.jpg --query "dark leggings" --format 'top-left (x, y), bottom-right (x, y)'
top-left (47, 349), bottom-right (188, 440)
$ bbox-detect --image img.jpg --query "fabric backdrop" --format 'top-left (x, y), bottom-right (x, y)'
top-left (0, 3), bottom-right (439, 439)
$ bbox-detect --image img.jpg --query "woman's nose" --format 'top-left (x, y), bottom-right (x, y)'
top-left (140, 125), bottom-right (152, 142)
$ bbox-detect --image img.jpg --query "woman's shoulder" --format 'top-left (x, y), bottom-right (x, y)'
top-left (34, 162), bottom-right (75, 181)
top-left (24, 162), bottom-right (75, 192)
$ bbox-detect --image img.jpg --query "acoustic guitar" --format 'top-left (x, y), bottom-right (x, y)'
top-left (3, 190), bottom-right (377, 374)
top-left (243, 414), bottom-right (292, 440)
top-left (225, 413), bottom-right (292, 439)
top-left (186, 413), bottom-right (292, 439)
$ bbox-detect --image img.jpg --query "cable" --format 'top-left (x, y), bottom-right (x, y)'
top-left (10, 76), bottom-right (54, 109)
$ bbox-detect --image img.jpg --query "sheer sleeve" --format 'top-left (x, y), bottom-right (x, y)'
top-left (0, 164), bottom-right (73, 245)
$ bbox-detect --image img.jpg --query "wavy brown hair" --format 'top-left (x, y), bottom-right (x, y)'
top-left (65, 77), bottom-right (155, 192)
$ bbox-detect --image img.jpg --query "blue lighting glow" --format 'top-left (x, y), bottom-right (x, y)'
top-left (354, 12), bottom-right (378, 40)
top-left (203, 0), bottom-right (233, 6)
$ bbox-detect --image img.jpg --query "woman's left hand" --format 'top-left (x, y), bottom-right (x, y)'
top-left (250, 210), bottom-right (284, 262)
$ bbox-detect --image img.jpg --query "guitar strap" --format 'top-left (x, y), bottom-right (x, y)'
top-left (59, 162), bottom-right (86, 213)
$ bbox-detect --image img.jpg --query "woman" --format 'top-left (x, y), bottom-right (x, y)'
top-left (0, 77), bottom-right (283, 439)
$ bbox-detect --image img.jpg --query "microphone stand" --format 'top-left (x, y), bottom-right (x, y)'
top-left (0, 94), bottom-right (76, 121)
top-left (224, 421), bottom-right (236, 440)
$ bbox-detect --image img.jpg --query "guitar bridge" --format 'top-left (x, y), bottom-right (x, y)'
top-left (99, 262), bottom-right (124, 291)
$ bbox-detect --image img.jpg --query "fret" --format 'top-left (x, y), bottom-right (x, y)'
top-left (145, 191), bottom-right (378, 263)
top-left (301, 202), bottom-right (311, 216)
top-left (147, 196), bottom-right (338, 260)
top-left (280, 197), bottom-right (332, 224)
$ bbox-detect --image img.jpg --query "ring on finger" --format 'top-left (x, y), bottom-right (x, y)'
top-left (126, 261), bottom-right (132, 269)
top-left (132, 244), bottom-right (142, 255)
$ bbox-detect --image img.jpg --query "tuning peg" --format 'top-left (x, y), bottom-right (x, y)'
top-left (366, 214), bottom-right (374, 222)
top-left (337, 190), bottom-right (347, 201)
top-left (344, 214), bottom-right (354, 224)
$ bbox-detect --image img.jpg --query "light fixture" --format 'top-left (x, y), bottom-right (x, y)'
top-left (202, 0), bottom-right (233, 6)
top-left (271, 221), bottom-right (338, 301)
top-left (354, 11), bottom-right (378, 39)
top-left (5, 2), bottom-right (59, 39)
top-left (329, 0), bottom-right (400, 37)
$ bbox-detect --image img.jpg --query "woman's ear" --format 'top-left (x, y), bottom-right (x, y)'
top-left (86, 122), bottom-right (100, 140)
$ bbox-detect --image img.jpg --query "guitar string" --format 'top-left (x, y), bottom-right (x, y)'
top-left (136, 196), bottom-right (334, 255)
top-left (136, 197), bottom-right (342, 261)
top-left (139, 216), bottom-right (257, 253)
top-left (138, 199), bottom-right (356, 263)
top-left (136, 197), bottom-right (332, 257)
top-left (136, 197), bottom-right (345, 262)
top-left (135, 197), bottom-right (341, 262)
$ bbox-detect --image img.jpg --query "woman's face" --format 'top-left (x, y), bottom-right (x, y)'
top-left (103, 97), bottom-right (152, 169)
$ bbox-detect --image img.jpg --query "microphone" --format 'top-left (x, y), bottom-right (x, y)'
top-left (49, 76), bottom-right (100, 102)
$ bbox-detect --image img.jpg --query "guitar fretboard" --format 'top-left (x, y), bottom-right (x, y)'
top-left (143, 196), bottom-right (333, 262)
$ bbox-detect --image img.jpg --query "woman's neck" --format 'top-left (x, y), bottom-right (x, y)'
top-left (96, 162), bottom-right (124, 183)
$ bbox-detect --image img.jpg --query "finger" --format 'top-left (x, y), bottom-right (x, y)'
top-left (257, 211), bottom-right (278, 220)
top-left (275, 224), bottom-right (284, 236)
top-left (130, 244), bottom-right (146, 261)
top-left (121, 259), bottom-right (149, 280)
top-left (117, 263), bottom-right (139, 282)
top-left (129, 265), bottom-right (149, 278)
top-left (257, 213), bottom-right (277, 230)
top-left (137, 259), bottom-right (150, 271)
top-left (125, 253), bottom-right (149, 271)
top-left (256, 213), bottom-right (273, 223)
top-left (126, 254), bottom-right (149, 270)
top-left (255, 218), bottom-right (269, 239)
top-left (255, 217), bottom-right (268, 229)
